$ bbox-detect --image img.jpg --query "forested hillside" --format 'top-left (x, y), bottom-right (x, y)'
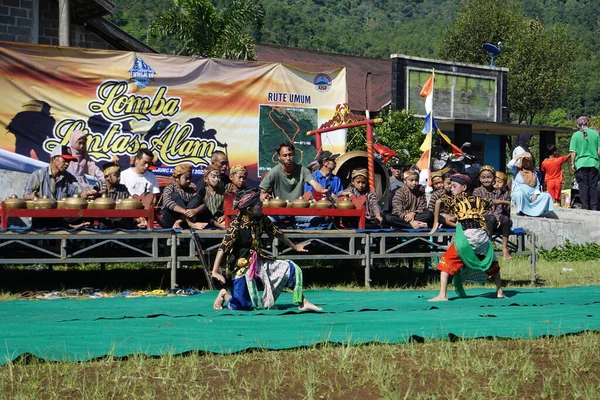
top-left (108, 0), bottom-right (600, 121)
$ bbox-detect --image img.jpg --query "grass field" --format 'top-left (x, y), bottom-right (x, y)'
top-left (1, 257), bottom-right (600, 399)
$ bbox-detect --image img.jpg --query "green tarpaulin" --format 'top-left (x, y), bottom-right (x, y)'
top-left (1, 287), bottom-right (599, 365)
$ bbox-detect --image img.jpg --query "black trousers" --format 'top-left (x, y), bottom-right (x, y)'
top-left (575, 167), bottom-right (599, 210)
top-left (161, 193), bottom-right (202, 228)
top-left (484, 214), bottom-right (512, 238)
top-left (383, 211), bottom-right (433, 229)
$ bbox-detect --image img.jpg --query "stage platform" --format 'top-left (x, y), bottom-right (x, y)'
top-left (0, 227), bottom-right (535, 288)
top-left (1, 286), bottom-right (598, 365)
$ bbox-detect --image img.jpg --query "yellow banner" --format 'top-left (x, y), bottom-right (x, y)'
top-left (0, 42), bottom-right (347, 180)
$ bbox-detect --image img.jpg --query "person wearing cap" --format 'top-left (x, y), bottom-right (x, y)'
top-left (161, 163), bottom-right (207, 229)
top-left (97, 162), bottom-right (142, 229)
top-left (428, 173), bottom-right (510, 302)
top-left (66, 129), bottom-right (104, 187)
top-left (225, 165), bottom-right (248, 193)
top-left (386, 168), bottom-right (432, 229)
top-left (389, 159), bottom-right (405, 192)
top-left (23, 145), bottom-right (95, 228)
top-left (569, 116), bottom-right (600, 210)
top-left (304, 150), bottom-right (343, 200)
top-left (120, 148), bottom-right (160, 205)
top-left (337, 168), bottom-right (383, 228)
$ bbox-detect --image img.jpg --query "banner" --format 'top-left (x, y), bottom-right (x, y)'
top-left (0, 42), bottom-right (347, 183)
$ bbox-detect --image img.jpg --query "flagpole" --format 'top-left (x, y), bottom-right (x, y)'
top-left (426, 70), bottom-right (434, 186)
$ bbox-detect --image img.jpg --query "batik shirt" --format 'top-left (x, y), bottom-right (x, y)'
top-left (24, 167), bottom-right (83, 200)
top-left (439, 193), bottom-right (495, 231)
top-left (392, 186), bottom-right (426, 218)
top-left (105, 183), bottom-right (130, 201)
top-left (428, 189), bottom-right (451, 213)
top-left (343, 186), bottom-right (381, 220)
top-left (162, 183), bottom-right (199, 210)
top-left (472, 186), bottom-right (505, 220)
top-left (219, 214), bottom-right (282, 274)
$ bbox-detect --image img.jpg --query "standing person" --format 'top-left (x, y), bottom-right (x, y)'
top-left (508, 152), bottom-right (554, 216)
top-left (211, 189), bottom-right (321, 312)
top-left (473, 166), bottom-right (513, 260)
top-left (337, 168), bottom-right (383, 228)
top-left (541, 144), bottom-right (570, 207)
top-left (225, 165), bottom-right (248, 193)
top-left (66, 129), bottom-right (104, 188)
top-left (389, 160), bottom-right (405, 192)
top-left (120, 149), bottom-right (160, 205)
top-left (161, 164), bottom-right (208, 230)
top-left (304, 150), bottom-right (343, 199)
top-left (428, 174), bottom-right (510, 302)
top-left (569, 116), bottom-right (600, 210)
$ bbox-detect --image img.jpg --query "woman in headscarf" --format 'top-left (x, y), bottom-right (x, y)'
top-left (66, 129), bottom-right (104, 187)
top-left (511, 131), bottom-right (535, 165)
top-left (507, 152), bottom-right (554, 216)
top-left (161, 163), bottom-right (207, 229)
top-left (211, 188), bottom-right (321, 312)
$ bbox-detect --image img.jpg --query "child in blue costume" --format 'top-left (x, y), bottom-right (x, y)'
top-left (211, 189), bottom-right (321, 311)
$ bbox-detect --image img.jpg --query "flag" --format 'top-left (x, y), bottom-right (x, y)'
top-left (420, 73), bottom-right (434, 114)
top-left (421, 113), bottom-right (439, 135)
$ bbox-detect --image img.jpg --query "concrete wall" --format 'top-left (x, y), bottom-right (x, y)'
top-left (512, 208), bottom-right (600, 250)
top-left (0, 0), bottom-right (115, 49)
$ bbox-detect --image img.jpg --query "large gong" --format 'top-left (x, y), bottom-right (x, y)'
top-left (333, 150), bottom-right (390, 201)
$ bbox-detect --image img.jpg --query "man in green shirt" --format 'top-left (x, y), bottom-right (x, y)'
top-left (260, 142), bottom-right (324, 201)
top-left (259, 142), bottom-right (325, 227)
top-left (570, 116), bottom-right (600, 210)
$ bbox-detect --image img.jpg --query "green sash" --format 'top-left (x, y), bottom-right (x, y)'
top-left (452, 224), bottom-right (494, 297)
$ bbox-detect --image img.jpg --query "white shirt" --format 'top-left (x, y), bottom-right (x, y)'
top-left (120, 168), bottom-right (160, 195)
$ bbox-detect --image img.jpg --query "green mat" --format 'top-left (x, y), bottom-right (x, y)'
top-left (1, 287), bottom-right (599, 365)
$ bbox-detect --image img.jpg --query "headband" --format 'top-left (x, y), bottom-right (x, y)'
top-left (451, 173), bottom-right (471, 185)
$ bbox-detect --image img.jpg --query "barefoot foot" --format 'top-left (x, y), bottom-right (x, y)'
top-left (298, 298), bottom-right (322, 311)
top-left (213, 289), bottom-right (227, 310)
top-left (502, 251), bottom-right (512, 260)
top-left (172, 220), bottom-right (183, 229)
top-left (428, 295), bottom-right (448, 302)
top-left (496, 290), bottom-right (508, 299)
top-left (188, 221), bottom-right (208, 230)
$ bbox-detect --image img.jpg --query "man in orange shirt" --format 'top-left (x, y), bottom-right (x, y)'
top-left (540, 144), bottom-right (570, 206)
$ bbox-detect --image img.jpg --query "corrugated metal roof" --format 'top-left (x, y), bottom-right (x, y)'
top-left (257, 44), bottom-right (390, 112)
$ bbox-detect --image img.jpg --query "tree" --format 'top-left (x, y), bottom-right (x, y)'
top-left (151, 0), bottom-right (264, 60)
top-left (436, 0), bottom-right (580, 124)
top-left (346, 109), bottom-right (424, 166)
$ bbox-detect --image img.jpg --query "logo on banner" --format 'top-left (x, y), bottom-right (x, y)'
top-left (129, 56), bottom-right (155, 90)
top-left (314, 73), bottom-right (332, 93)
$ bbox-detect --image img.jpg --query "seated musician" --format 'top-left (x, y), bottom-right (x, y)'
top-left (259, 142), bottom-right (324, 228)
top-left (225, 165), bottom-right (248, 193)
top-left (384, 168), bottom-right (433, 229)
top-left (97, 162), bottom-right (144, 229)
top-left (304, 151), bottom-right (343, 200)
top-left (23, 145), bottom-right (95, 229)
top-left (337, 168), bottom-right (383, 229)
top-left (161, 163), bottom-right (208, 230)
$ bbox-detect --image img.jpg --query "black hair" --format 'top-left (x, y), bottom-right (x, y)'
top-left (547, 144), bottom-right (557, 154)
top-left (136, 148), bottom-right (154, 160)
top-left (442, 172), bottom-right (453, 180)
top-left (277, 142), bottom-right (295, 154)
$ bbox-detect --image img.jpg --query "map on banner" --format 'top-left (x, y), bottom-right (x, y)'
top-left (258, 105), bottom-right (318, 176)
